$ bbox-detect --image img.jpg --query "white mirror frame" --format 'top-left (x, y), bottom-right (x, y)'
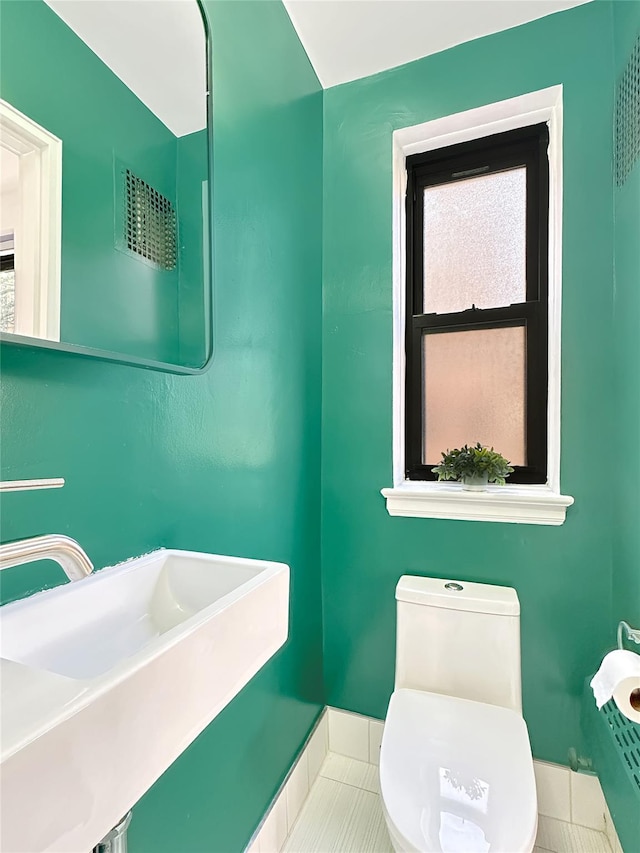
top-left (0, 98), bottom-right (62, 341)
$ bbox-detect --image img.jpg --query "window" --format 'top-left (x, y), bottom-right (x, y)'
top-left (382, 87), bottom-right (573, 524)
top-left (405, 124), bottom-right (549, 485)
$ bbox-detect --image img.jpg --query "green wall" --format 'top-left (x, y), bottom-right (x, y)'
top-left (0, 0), bottom-right (209, 365)
top-left (0, 1), bottom-right (323, 850)
top-left (321, 1), bottom-right (615, 767)
top-left (596, 2), bottom-right (640, 847)
top-left (612, 0), bottom-right (640, 631)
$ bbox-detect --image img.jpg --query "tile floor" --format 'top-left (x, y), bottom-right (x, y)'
top-left (281, 754), bottom-right (613, 853)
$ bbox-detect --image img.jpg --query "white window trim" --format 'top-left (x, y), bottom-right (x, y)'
top-left (0, 98), bottom-right (62, 341)
top-left (382, 85), bottom-right (574, 526)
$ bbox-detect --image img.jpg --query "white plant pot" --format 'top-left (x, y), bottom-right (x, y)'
top-left (462, 473), bottom-right (489, 491)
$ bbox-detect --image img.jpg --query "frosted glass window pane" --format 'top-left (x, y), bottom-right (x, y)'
top-left (0, 269), bottom-right (15, 334)
top-left (423, 326), bottom-right (526, 466)
top-left (423, 168), bottom-right (526, 314)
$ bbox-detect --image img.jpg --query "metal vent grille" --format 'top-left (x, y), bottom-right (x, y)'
top-left (602, 700), bottom-right (640, 793)
top-left (615, 34), bottom-right (640, 187)
top-left (125, 169), bottom-right (177, 270)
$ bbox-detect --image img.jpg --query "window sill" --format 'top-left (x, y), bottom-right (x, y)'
top-left (381, 482), bottom-right (574, 525)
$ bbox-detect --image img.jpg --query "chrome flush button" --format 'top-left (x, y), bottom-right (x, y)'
top-left (444, 582), bottom-right (463, 591)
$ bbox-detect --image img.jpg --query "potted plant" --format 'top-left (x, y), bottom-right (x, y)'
top-left (431, 443), bottom-right (514, 491)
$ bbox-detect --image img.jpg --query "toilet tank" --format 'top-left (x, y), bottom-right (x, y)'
top-left (395, 576), bottom-right (522, 713)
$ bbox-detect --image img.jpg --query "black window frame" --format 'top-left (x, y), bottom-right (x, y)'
top-left (405, 123), bottom-right (550, 485)
top-left (0, 253), bottom-right (14, 272)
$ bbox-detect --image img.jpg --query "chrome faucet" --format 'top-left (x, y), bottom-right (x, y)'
top-left (0, 534), bottom-right (93, 582)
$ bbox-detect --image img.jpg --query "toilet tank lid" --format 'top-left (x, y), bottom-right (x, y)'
top-left (396, 576), bottom-right (520, 616)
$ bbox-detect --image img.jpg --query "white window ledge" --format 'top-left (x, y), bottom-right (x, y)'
top-left (381, 482), bottom-right (574, 526)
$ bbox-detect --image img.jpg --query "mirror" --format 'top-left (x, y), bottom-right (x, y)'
top-left (0, 0), bottom-right (211, 372)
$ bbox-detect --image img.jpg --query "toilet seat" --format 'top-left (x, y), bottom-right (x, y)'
top-left (380, 689), bottom-right (538, 853)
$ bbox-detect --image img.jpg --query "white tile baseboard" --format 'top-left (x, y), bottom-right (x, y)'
top-left (246, 706), bottom-right (622, 853)
top-left (570, 767), bottom-right (608, 831)
top-left (534, 757), bottom-right (621, 845)
top-left (327, 707), bottom-right (383, 764)
top-left (246, 711), bottom-right (328, 853)
top-left (325, 708), bottom-right (622, 849)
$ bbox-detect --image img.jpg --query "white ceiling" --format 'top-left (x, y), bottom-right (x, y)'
top-left (44, 0), bottom-right (206, 137)
top-left (40, 0), bottom-right (592, 126)
top-left (283, 0), bottom-right (591, 89)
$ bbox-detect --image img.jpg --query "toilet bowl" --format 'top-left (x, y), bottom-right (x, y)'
top-left (379, 577), bottom-right (538, 853)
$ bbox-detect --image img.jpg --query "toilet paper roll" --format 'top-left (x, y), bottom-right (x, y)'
top-left (590, 649), bottom-right (640, 724)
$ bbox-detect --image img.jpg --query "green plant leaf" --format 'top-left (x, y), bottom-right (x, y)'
top-left (430, 442), bottom-right (513, 485)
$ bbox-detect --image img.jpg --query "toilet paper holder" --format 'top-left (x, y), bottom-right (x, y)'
top-left (617, 620), bottom-right (640, 649)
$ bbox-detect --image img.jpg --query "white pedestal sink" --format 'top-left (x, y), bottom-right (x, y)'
top-left (0, 549), bottom-right (289, 853)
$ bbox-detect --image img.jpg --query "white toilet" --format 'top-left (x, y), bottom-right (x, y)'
top-left (380, 576), bottom-right (538, 853)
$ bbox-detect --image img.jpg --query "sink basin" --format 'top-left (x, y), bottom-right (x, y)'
top-left (1, 550), bottom-right (274, 679)
top-left (0, 549), bottom-right (289, 853)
